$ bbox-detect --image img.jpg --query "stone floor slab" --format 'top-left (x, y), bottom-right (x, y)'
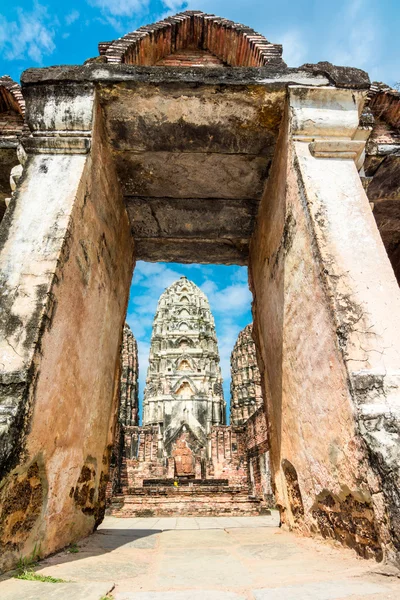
top-left (253, 579), bottom-right (390, 599)
top-left (6, 517), bottom-right (400, 599)
top-left (0, 579), bottom-right (113, 600)
top-left (116, 592), bottom-right (245, 600)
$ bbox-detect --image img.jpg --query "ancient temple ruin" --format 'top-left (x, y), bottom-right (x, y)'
top-left (1, 9), bottom-right (400, 572)
top-left (143, 276), bottom-right (226, 455)
top-left (107, 323), bottom-right (139, 497)
top-left (230, 323), bottom-right (263, 426)
top-left (230, 324), bottom-right (274, 504)
top-left (107, 281), bottom-right (270, 517)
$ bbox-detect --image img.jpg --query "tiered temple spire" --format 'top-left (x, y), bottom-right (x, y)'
top-left (143, 276), bottom-right (226, 456)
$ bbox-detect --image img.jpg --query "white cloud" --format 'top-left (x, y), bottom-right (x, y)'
top-left (88, 0), bottom-right (150, 18)
top-left (65, 10), bottom-right (80, 26)
top-left (201, 281), bottom-right (252, 316)
top-left (0, 3), bottom-right (56, 63)
top-left (280, 29), bottom-right (307, 67)
top-left (325, 0), bottom-right (378, 71)
top-left (130, 262), bottom-right (185, 318)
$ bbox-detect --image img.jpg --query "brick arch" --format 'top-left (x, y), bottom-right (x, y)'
top-left (0, 76), bottom-right (25, 117)
top-left (101, 10), bottom-right (283, 67)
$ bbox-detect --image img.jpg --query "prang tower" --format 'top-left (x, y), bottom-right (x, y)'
top-left (143, 277), bottom-right (226, 456)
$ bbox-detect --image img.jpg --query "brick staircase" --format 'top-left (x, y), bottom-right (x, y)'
top-left (107, 480), bottom-right (269, 517)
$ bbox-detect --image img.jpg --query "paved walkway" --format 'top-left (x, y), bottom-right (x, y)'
top-left (1, 513), bottom-right (400, 599)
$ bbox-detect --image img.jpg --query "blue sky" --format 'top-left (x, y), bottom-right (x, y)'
top-left (0, 0), bottom-right (399, 85)
top-left (127, 262), bottom-right (252, 422)
top-left (1, 0), bottom-right (399, 419)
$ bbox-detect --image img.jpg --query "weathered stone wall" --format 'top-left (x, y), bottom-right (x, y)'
top-left (0, 94), bottom-right (134, 572)
top-left (230, 323), bottom-right (263, 426)
top-left (119, 426), bottom-right (166, 490)
top-left (250, 87), bottom-right (400, 563)
top-left (250, 97), bottom-right (373, 555)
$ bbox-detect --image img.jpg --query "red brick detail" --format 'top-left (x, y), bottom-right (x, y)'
top-left (245, 406), bottom-right (269, 455)
top-left (0, 76), bottom-right (25, 117)
top-left (108, 487), bottom-right (265, 517)
top-left (209, 425), bottom-right (248, 485)
top-left (101, 11), bottom-right (283, 67)
top-left (156, 48), bottom-right (224, 67)
top-left (0, 76), bottom-right (25, 138)
top-left (244, 407), bottom-right (274, 505)
top-left (368, 82), bottom-right (400, 131)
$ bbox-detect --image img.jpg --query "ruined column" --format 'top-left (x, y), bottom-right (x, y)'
top-left (250, 85), bottom-right (400, 564)
top-left (0, 76), bottom-right (134, 571)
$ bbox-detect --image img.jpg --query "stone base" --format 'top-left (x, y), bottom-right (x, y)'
top-left (107, 486), bottom-right (269, 518)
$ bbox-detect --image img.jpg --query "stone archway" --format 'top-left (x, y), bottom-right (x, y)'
top-left (1, 10), bottom-right (400, 572)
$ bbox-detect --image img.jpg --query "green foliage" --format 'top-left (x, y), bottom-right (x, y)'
top-left (14, 542), bottom-right (65, 583)
top-left (14, 570), bottom-right (65, 583)
top-left (67, 543), bottom-right (79, 553)
top-left (15, 543), bottom-right (41, 571)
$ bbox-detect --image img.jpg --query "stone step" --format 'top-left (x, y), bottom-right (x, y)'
top-left (107, 489), bottom-right (269, 518)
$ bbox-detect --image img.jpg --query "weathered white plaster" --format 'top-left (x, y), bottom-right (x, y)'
top-left (289, 85), bottom-right (400, 562)
top-left (26, 88), bottom-right (94, 134)
top-left (290, 86), bottom-right (365, 141)
top-left (0, 154), bottom-right (87, 371)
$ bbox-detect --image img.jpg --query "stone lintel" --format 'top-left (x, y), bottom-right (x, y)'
top-left (290, 86), bottom-right (367, 141)
top-left (21, 64), bottom-right (334, 88)
top-left (126, 196), bottom-right (258, 239)
top-left (309, 140), bottom-right (365, 162)
top-left (134, 237), bottom-right (248, 265)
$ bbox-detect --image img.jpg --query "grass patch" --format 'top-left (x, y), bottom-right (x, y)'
top-left (13, 544), bottom-right (66, 583)
top-left (67, 543), bottom-right (79, 554)
top-left (14, 570), bottom-right (66, 583)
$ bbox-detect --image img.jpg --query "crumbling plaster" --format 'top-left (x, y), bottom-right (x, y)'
top-left (0, 94), bottom-right (134, 571)
top-left (250, 86), bottom-right (400, 563)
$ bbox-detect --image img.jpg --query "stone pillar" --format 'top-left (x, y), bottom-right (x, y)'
top-left (250, 86), bottom-right (400, 563)
top-left (0, 81), bottom-right (134, 571)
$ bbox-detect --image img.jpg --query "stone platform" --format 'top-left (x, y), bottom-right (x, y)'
top-left (108, 486), bottom-right (268, 518)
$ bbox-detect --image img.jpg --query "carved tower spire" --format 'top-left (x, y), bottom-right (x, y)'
top-left (143, 276), bottom-right (225, 457)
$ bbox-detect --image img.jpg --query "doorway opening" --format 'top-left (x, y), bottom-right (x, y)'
top-left (107, 261), bottom-right (274, 517)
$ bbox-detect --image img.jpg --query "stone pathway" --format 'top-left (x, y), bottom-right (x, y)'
top-left (1, 513), bottom-right (400, 599)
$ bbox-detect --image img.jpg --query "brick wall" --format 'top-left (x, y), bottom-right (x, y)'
top-left (121, 425), bottom-right (167, 490)
top-left (208, 425), bottom-right (248, 486)
top-left (245, 407), bottom-right (275, 505)
top-left (156, 48), bottom-right (225, 67)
